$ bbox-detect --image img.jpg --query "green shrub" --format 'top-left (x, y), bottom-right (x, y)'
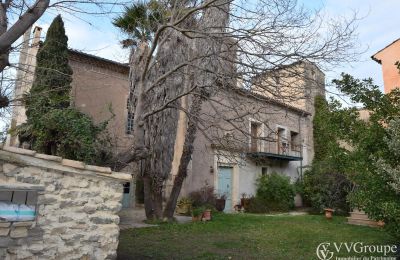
top-left (245, 196), bottom-right (269, 213)
top-left (255, 173), bottom-right (295, 212)
top-left (191, 206), bottom-right (206, 217)
top-left (303, 168), bottom-right (352, 215)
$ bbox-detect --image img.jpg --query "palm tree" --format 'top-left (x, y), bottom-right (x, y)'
top-left (113, 0), bottom-right (164, 48)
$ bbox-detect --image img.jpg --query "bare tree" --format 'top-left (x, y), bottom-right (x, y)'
top-left (0, 0), bottom-right (130, 109)
top-left (112, 0), bottom-right (359, 220)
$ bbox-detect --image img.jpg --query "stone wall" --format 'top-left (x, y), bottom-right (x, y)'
top-left (0, 146), bottom-right (131, 260)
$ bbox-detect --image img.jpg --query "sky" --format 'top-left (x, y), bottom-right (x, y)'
top-left (24, 0), bottom-right (400, 91)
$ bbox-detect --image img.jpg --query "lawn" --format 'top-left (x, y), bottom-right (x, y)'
top-left (117, 213), bottom-right (396, 260)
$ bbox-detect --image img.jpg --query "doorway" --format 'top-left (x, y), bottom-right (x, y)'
top-left (218, 167), bottom-right (233, 212)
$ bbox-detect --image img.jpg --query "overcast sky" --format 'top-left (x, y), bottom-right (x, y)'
top-left (34, 0), bottom-right (400, 91)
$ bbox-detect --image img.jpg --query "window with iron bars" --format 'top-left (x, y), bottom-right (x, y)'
top-left (126, 111), bottom-right (134, 135)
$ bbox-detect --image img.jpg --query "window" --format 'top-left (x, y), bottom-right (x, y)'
top-left (126, 112), bottom-right (134, 135)
top-left (123, 182), bottom-right (130, 194)
top-left (277, 127), bottom-right (288, 154)
top-left (290, 131), bottom-right (300, 152)
top-left (262, 167), bottom-right (268, 176)
top-left (250, 122), bottom-right (260, 152)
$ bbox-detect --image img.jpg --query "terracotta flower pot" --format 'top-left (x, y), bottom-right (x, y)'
top-left (202, 209), bottom-right (212, 221)
top-left (377, 220), bottom-right (385, 227)
top-left (324, 208), bottom-right (334, 219)
top-left (192, 215), bottom-right (201, 222)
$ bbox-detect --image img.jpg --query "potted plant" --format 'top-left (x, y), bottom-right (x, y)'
top-left (202, 208), bottom-right (212, 221)
top-left (192, 206), bottom-right (205, 222)
top-left (176, 197), bottom-right (192, 215)
top-left (215, 194), bottom-right (227, 212)
top-left (324, 208), bottom-right (334, 219)
top-left (240, 193), bottom-right (251, 210)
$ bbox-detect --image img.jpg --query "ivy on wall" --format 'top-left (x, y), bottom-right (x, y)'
top-left (302, 95), bottom-right (353, 214)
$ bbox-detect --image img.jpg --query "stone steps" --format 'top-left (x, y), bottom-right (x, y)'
top-left (349, 211), bottom-right (371, 221)
top-left (347, 210), bottom-right (381, 228)
top-left (347, 217), bottom-right (380, 227)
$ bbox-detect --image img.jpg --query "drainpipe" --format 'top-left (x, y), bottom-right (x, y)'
top-left (298, 112), bottom-right (304, 180)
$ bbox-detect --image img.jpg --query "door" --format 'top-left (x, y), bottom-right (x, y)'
top-left (218, 167), bottom-right (233, 212)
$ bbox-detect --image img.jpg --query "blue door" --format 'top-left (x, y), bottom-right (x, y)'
top-left (218, 167), bottom-right (233, 212)
top-left (122, 182), bottom-right (131, 208)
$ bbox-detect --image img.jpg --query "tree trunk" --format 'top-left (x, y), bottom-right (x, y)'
top-left (152, 189), bottom-right (163, 220)
top-left (163, 95), bottom-right (203, 220)
top-left (0, 0), bottom-right (50, 56)
top-left (163, 0), bottom-right (231, 220)
top-left (0, 53), bottom-right (9, 74)
top-left (142, 175), bottom-right (154, 220)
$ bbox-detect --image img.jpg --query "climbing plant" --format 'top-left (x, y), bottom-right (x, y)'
top-left (302, 95), bottom-right (354, 214)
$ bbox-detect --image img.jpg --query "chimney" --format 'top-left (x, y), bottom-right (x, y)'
top-left (32, 26), bottom-right (42, 46)
top-left (18, 27), bottom-right (32, 68)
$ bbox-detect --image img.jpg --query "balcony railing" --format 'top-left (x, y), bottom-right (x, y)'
top-left (248, 138), bottom-right (302, 161)
top-left (211, 136), bottom-right (303, 161)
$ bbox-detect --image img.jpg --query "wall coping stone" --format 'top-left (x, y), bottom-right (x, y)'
top-left (61, 159), bottom-right (85, 169)
top-left (0, 148), bottom-right (131, 182)
top-left (85, 164), bottom-right (112, 174)
top-left (3, 146), bottom-right (36, 156)
top-left (34, 153), bottom-right (62, 162)
top-left (0, 183), bottom-right (45, 191)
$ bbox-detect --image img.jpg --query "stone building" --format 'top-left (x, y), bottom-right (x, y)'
top-left (7, 26), bottom-right (325, 212)
top-left (167, 61), bottom-right (325, 211)
top-left (6, 26), bottom-right (134, 208)
top-left (7, 26), bottom-right (132, 154)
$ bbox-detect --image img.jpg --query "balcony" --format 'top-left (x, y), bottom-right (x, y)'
top-left (247, 138), bottom-right (303, 161)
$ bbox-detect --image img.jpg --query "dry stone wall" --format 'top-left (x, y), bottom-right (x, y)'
top-left (0, 146), bottom-right (131, 260)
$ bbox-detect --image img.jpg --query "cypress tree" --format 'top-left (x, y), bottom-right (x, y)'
top-left (16, 15), bottom-right (111, 163)
top-left (26, 15), bottom-right (73, 117)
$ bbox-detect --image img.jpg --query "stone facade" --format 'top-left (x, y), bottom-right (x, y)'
top-left (0, 146), bottom-right (131, 259)
top-left (166, 61), bottom-right (325, 211)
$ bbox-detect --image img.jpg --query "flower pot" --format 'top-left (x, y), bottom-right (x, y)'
top-left (324, 208), bottom-right (334, 219)
top-left (377, 220), bottom-right (385, 227)
top-left (176, 203), bottom-right (191, 215)
top-left (202, 209), bottom-right (212, 221)
top-left (192, 215), bottom-right (201, 222)
top-left (241, 198), bottom-right (251, 210)
top-left (216, 199), bottom-right (226, 212)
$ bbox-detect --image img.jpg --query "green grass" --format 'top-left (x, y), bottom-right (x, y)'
top-left (117, 213), bottom-right (396, 260)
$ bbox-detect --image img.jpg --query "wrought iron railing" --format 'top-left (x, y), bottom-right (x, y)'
top-left (249, 138), bottom-right (302, 158)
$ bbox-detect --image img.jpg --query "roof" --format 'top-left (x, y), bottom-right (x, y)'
top-left (371, 38), bottom-right (400, 64)
top-left (68, 49), bottom-right (130, 74)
